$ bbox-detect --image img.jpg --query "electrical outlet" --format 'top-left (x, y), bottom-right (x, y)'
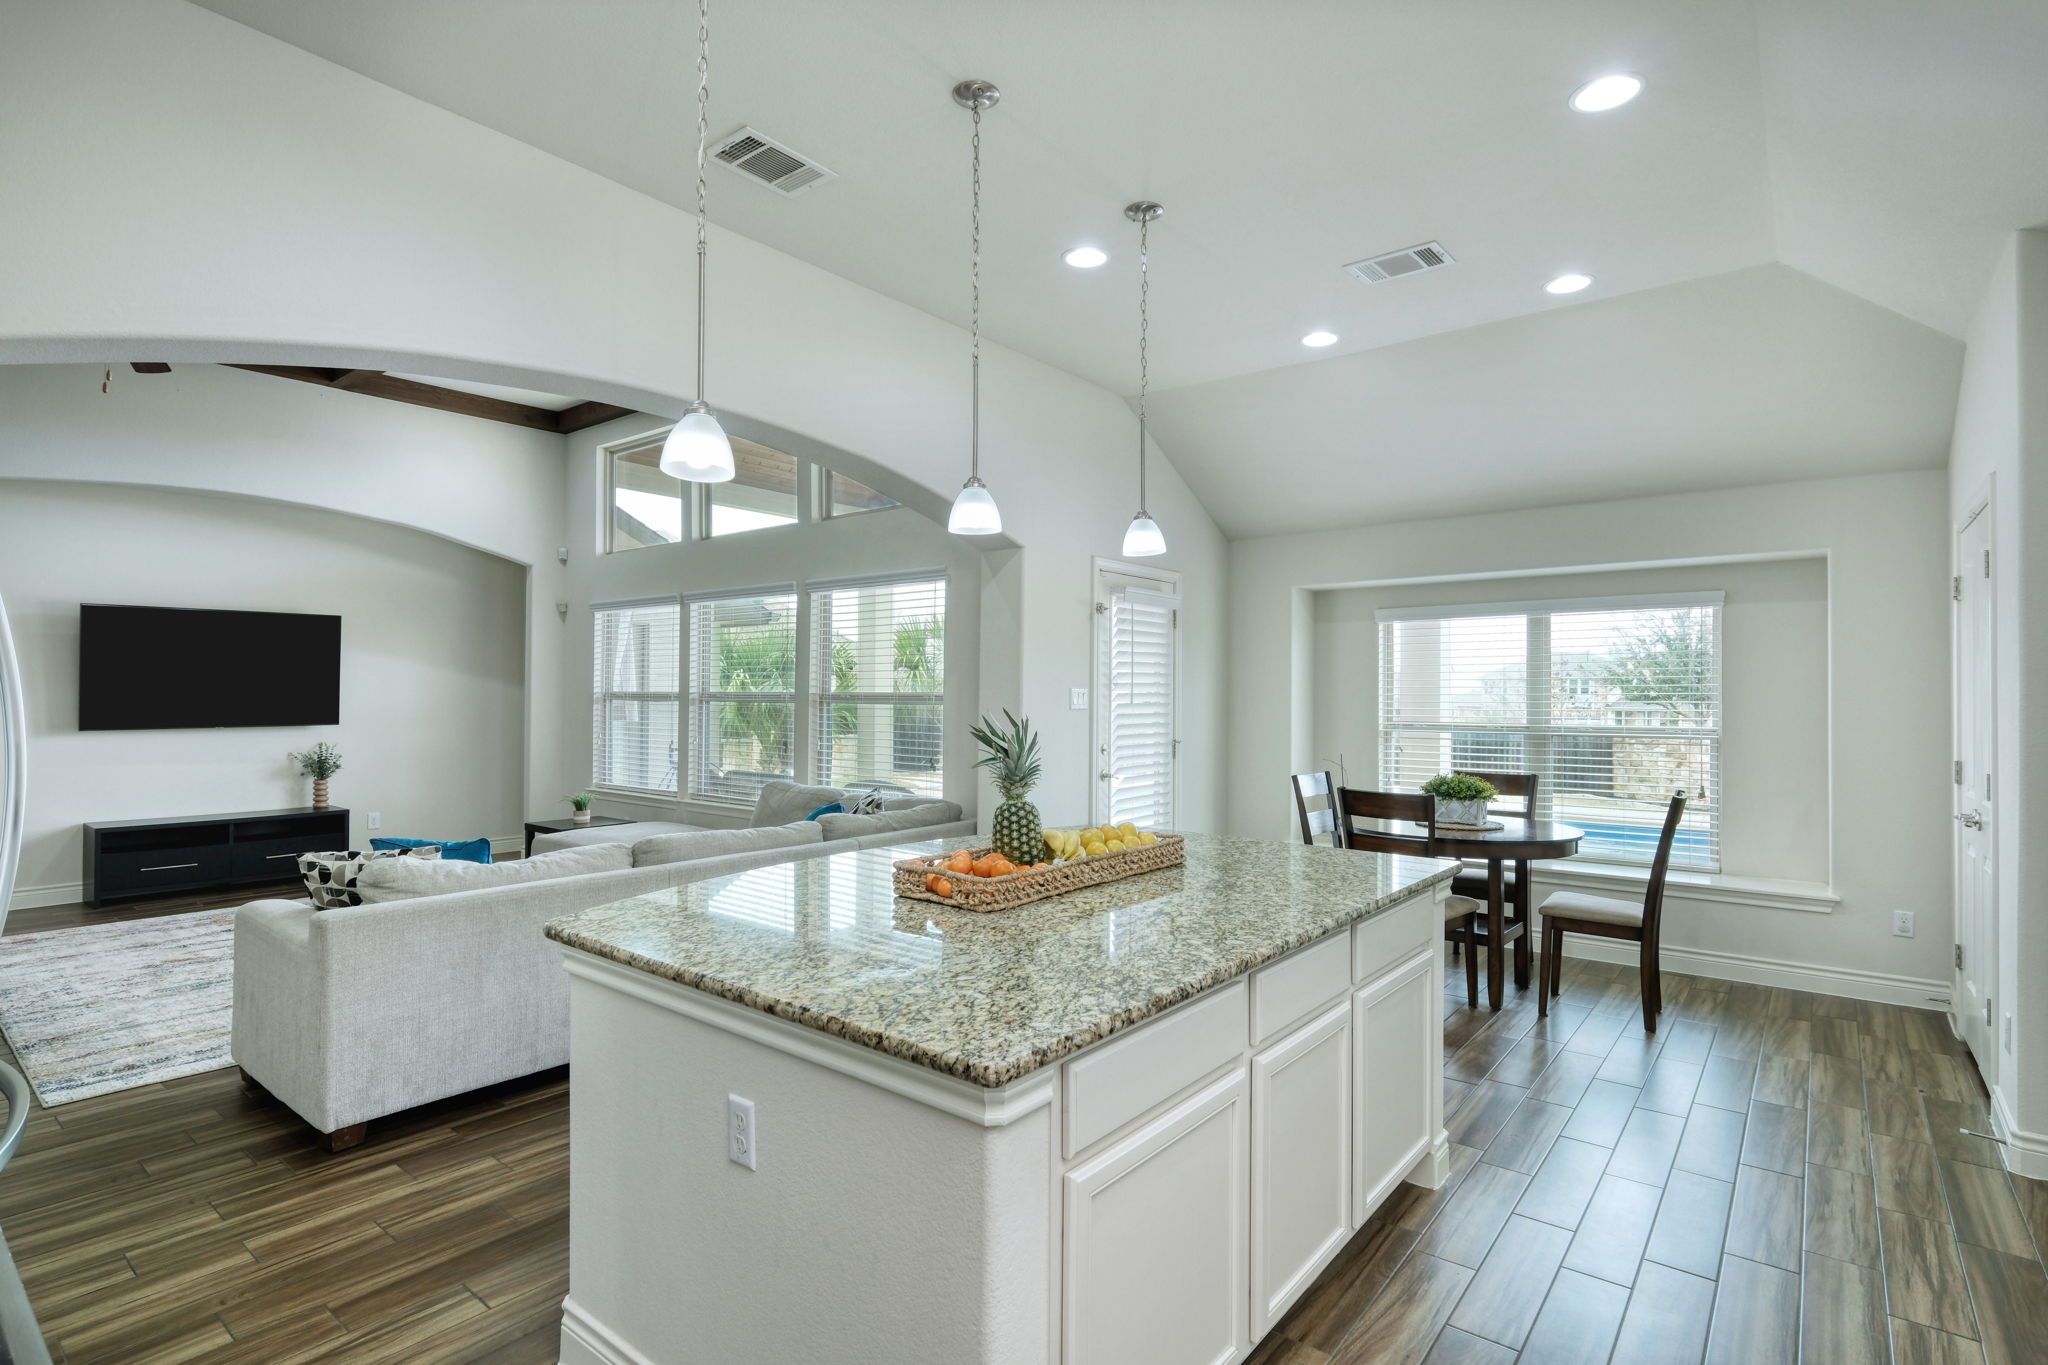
top-left (727, 1094), bottom-right (757, 1171)
top-left (1070, 687), bottom-right (1089, 710)
top-left (366, 811), bottom-right (381, 831)
top-left (1891, 910), bottom-right (1914, 938)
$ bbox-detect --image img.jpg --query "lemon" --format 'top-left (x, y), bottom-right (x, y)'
top-left (1105, 839), bottom-right (1126, 853)
top-left (1138, 832), bottom-right (1157, 846)
top-left (1118, 822), bottom-right (1138, 840)
top-left (1084, 842), bottom-right (1108, 857)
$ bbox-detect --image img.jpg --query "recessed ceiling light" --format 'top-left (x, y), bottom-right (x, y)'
top-left (1569, 73), bottom-right (1643, 113)
top-left (1062, 246), bottom-right (1108, 269)
top-left (1301, 330), bottom-right (1339, 347)
top-left (1545, 273), bottom-right (1594, 295)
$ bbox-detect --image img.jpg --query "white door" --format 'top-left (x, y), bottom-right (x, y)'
top-left (1955, 505), bottom-right (1997, 1076)
top-left (1064, 1069), bottom-right (1249, 1365)
top-left (1095, 575), bottom-right (1179, 830)
top-left (1353, 950), bottom-right (1436, 1224)
top-left (1250, 1000), bottom-right (1352, 1335)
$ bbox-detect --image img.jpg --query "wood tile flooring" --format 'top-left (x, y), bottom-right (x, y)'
top-left (8, 893), bottom-right (2047, 1363)
top-left (1251, 954), bottom-right (2048, 1365)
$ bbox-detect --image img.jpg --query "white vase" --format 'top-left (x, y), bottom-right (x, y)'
top-left (572, 810), bottom-right (592, 826)
top-left (1436, 798), bottom-right (1490, 829)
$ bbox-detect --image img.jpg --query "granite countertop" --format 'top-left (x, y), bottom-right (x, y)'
top-left (545, 832), bottom-right (1456, 1089)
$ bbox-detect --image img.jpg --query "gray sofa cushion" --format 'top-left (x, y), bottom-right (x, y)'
top-left (878, 796), bottom-right (964, 823)
top-left (749, 780), bottom-right (848, 828)
top-left (531, 820), bottom-right (704, 855)
top-left (632, 821), bottom-right (824, 868)
top-left (355, 841), bottom-right (633, 903)
top-left (815, 806), bottom-right (965, 842)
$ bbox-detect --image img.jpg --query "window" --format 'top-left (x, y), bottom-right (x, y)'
top-left (1377, 593), bottom-right (1721, 869)
top-left (1095, 564), bottom-right (1179, 829)
top-left (686, 591), bottom-right (799, 803)
top-left (607, 436), bottom-right (683, 552)
top-left (824, 470), bottom-right (900, 518)
top-left (706, 438), bottom-right (800, 537)
top-left (592, 600), bottom-right (681, 792)
top-left (810, 577), bottom-right (945, 797)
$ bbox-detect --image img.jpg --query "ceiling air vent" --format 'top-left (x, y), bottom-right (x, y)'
top-left (713, 126), bottom-right (835, 197)
top-left (1344, 241), bottom-right (1454, 284)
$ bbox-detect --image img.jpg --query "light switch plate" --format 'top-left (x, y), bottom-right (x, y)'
top-left (1070, 688), bottom-right (1088, 710)
top-left (366, 812), bottom-right (381, 831)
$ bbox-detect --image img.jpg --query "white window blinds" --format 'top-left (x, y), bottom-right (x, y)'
top-left (592, 600), bottom-right (680, 793)
top-left (686, 591), bottom-right (799, 803)
top-left (809, 576), bottom-right (945, 797)
top-left (1377, 593), bottom-right (1721, 870)
top-left (1101, 587), bottom-right (1177, 830)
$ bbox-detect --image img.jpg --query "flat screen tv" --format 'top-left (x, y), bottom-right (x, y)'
top-left (79, 605), bottom-right (341, 730)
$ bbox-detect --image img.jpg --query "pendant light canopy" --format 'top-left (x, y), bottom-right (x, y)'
top-left (947, 79), bottom-right (1003, 536)
top-left (660, 0), bottom-right (736, 483)
top-left (1121, 200), bottom-right (1167, 557)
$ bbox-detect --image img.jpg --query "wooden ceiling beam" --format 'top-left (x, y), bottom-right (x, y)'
top-left (554, 400), bottom-right (638, 434)
top-left (225, 364), bottom-right (564, 432)
top-left (128, 362), bottom-right (172, 374)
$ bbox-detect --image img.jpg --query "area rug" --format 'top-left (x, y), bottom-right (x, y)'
top-left (0, 909), bottom-right (237, 1106)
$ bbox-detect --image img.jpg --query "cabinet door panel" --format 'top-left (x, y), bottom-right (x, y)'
top-left (1353, 949), bottom-right (1436, 1224)
top-left (1064, 1069), bottom-right (1249, 1365)
top-left (1251, 1000), bottom-right (1352, 1334)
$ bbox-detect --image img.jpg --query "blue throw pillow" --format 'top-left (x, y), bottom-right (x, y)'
top-left (371, 835), bottom-right (492, 865)
top-left (804, 802), bottom-right (845, 821)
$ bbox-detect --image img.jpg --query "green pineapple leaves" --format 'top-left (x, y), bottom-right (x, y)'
top-left (970, 709), bottom-right (1042, 800)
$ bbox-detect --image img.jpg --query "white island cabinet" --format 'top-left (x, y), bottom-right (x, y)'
top-left (546, 833), bottom-right (1454, 1365)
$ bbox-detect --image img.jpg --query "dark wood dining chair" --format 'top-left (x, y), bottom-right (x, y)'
top-left (1537, 791), bottom-right (1689, 1031)
top-left (1448, 770), bottom-right (1539, 901)
top-left (1338, 788), bottom-right (1485, 1008)
top-left (1290, 771), bottom-right (1346, 848)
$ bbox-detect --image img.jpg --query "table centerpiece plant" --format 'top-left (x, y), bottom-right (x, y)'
top-left (1420, 772), bottom-right (1498, 830)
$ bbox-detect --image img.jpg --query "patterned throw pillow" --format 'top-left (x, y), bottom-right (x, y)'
top-left (298, 846), bottom-right (441, 909)
top-left (844, 789), bottom-right (886, 816)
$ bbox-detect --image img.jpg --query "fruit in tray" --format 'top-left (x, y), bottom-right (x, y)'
top-left (1040, 823), bottom-right (1159, 861)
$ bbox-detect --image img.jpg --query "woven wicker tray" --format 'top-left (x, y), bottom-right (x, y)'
top-left (893, 834), bottom-right (1186, 913)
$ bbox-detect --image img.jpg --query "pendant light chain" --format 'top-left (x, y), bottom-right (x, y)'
top-left (1137, 210), bottom-right (1149, 514)
top-left (694, 0), bottom-right (711, 405)
top-left (969, 99), bottom-right (982, 482)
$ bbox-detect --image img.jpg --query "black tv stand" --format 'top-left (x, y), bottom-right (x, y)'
top-left (82, 807), bottom-right (350, 908)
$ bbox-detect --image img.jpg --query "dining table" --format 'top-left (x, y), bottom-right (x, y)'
top-left (1348, 815), bottom-right (1585, 1010)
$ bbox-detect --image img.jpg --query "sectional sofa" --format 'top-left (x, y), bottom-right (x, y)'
top-left (230, 782), bottom-right (970, 1149)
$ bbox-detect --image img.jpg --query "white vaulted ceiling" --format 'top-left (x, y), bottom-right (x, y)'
top-left (188, 0), bottom-right (2048, 535)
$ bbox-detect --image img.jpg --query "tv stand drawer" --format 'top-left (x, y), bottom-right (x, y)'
top-left (97, 845), bottom-right (230, 896)
top-left (231, 836), bottom-right (331, 882)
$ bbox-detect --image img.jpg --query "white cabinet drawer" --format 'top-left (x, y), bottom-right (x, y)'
top-left (1249, 931), bottom-right (1351, 1048)
top-left (1352, 891), bottom-right (1435, 984)
top-left (1064, 981), bottom-right (1247, 1158)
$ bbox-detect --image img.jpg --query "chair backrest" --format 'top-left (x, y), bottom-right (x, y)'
top-left (1291, 771), bottom-right (1345, 847)
top-left (1458, 770), bottom-right (1539, 821)
top-left (1642, 790), bottom-right (1690, 936)
top-left (1337, 788), bottom-right (1437, 856)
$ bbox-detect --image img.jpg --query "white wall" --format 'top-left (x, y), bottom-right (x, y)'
top-left (0, 1), bottom-right (1229, 832)
top-left (559, 411), bottom-right (987, 826)
top-left (1312, 558), bottom-right (1831, 884)
top-left (1947, 229), bottom-right (2048, 1163)
top-left (1229, 471), bottom-right (1952, 997)
top-left (0, 480), bottom-right (526, 906)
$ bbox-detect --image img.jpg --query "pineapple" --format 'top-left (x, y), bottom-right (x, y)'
top-left (971, 709), bottom-right (1046, 865)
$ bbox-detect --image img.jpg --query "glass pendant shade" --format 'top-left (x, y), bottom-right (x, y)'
top-left (1122, 513), bottom-right (1166, 557)
top-left (659, 406), bottom-right (735, 482)
top-left (948, 476), bottom-right (1002, 535)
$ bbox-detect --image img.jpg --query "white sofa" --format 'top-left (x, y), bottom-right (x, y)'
top-left (231, 782), bottom-right (970, 1149)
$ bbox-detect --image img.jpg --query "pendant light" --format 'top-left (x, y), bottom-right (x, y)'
top-left (1121, 200), bottom-right (1166, 557)
top-left (947, 79), bottom-right (1003, 536)
top-left (659, 0), bottom-right (736, 483)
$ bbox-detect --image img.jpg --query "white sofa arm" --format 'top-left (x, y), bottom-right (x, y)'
top-left (230, 901), bottom-right (327, 1125)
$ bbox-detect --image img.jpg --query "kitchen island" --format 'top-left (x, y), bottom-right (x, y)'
top-left (545, 832), bottom-right (1457, 1365)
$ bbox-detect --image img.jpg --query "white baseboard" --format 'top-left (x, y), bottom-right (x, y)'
top-left (558, 1298), bottom-right (658, 1365)
top-left (1561, 937), bottom-right (1949, 1010)
top-left (1990, 1088), bottom-right (2048, 1180)
top-left (8, 879), bottom-right (85, 912)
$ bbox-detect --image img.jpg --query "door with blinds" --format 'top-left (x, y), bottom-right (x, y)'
top-left (1095, 566), bottom-right (1179, 830)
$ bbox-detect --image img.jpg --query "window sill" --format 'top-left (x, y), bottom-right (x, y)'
top-left (1532, 860), bottom-right (1839, 914)
top-left (590, 787), bottom-right (681, 810)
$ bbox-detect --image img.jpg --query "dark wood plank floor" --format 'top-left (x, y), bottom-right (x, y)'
top-left (7, 893), bottom-right (2044, 1363)
top-left (1251, 953), bottom-right (2048, 1365)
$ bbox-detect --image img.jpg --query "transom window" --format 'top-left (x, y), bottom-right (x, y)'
top-left (605, 430), bottom-right (899, 552)
top-left (1377, 593), bottom-right (1722, 870)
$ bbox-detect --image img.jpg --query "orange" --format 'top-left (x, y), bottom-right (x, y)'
top-left (946, 850), bottom-right (975, 876)
top-left (925, 873), bottom-right (954, 897)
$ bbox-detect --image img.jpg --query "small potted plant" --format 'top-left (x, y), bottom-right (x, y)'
top-left (565, 791), bottom-right (596, 826)
top-left (291, 742), bottom-right (343, 811)
top-left (1420, 772), bottom-right (1498, 830)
